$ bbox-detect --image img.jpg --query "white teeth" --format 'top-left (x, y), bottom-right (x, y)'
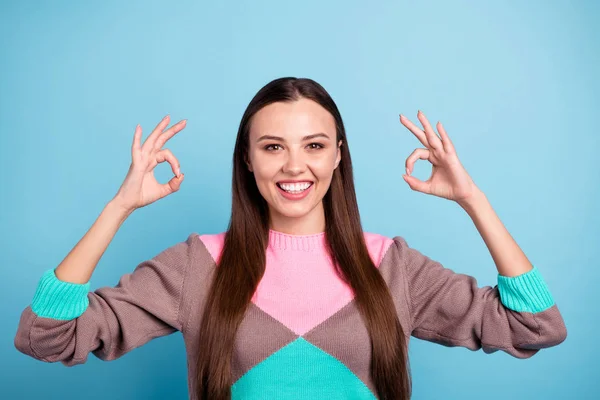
top-left (278, 182), bottom-right (312, 193)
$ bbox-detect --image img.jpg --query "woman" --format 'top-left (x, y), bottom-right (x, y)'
top-left (15, 77), bottom-right (567, 400)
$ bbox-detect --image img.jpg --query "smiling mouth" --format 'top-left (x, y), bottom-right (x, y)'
top-left (276, 182), bottom-right (314, 194)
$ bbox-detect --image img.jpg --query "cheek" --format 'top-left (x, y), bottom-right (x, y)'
top-left (250, 152), bottom-right (270, 175)
top-left (312, 156), bottom-right (337, 181)
top-left (253, 163), bottom-right (275, 180)
top-left (251, 158), bottom-right (278, 189)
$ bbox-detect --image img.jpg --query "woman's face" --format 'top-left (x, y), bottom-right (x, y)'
top-left (246, 98), bottom-right (342, 233)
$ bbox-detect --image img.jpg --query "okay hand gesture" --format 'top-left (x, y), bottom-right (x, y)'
top-left (113, 115), bottom-right (187, 213)
top-left (400, 111), bottom-right (479, 204)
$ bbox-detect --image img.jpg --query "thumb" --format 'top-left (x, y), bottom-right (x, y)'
top-left (402, 174), bottom-right (429, 194)
top-left (166, 173), bottom-right (185, 194)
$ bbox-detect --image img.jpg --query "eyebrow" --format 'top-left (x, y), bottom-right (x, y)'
top-left (256, 133), bottom-right (331, 142)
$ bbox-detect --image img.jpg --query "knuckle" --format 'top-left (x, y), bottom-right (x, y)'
top-left (154, 139), bottom-right (165, 150)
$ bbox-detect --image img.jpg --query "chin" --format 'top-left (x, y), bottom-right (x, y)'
top-left (272, 204), bottom-right (315, 219)
top-left (269, 194), bottom-right (324, 220)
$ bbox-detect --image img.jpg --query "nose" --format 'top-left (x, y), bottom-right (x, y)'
top-left (282, 148), bottom-right (306, 175)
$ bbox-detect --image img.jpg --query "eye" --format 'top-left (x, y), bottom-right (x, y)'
top-left (264, 144), bottom-right (282, 151)
top-left (263, 143), bottom-right (324, 151)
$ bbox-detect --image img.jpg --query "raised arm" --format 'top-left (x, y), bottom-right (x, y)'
top-left (394, 110), bottom-right (567, 356)
top-left (14, 114), bottom-right (189, 364)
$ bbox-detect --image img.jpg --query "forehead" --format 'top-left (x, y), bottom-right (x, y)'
top-left (249, 98), bottom-right (336, 140)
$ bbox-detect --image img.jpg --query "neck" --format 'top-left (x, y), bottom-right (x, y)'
top-left (268, 203), bottom-right (326, 236)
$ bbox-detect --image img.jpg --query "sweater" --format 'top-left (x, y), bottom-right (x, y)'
top-left (14, 230), bottom-right (568, 399)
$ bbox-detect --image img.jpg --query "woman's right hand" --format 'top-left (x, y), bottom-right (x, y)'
top-left (113, 115), bottom-right (187, 214)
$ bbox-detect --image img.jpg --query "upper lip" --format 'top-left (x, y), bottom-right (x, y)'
top-left (277, 180), bottom-right (314, 184)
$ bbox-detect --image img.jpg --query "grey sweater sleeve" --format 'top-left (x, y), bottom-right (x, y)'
top-left (14, 233), bottom-right (199, 366)
top-left (390, 236), bottom-right (567, 358)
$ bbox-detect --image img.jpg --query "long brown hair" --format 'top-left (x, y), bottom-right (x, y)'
top-left (195, 77), bottom-right (411, 399)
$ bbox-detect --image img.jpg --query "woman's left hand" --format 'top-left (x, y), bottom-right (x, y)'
top-left (400, 110), bottom-right (480, 205)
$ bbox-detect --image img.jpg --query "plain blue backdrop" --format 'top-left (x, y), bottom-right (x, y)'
top-left (1, 0), bottom-right (597, 399)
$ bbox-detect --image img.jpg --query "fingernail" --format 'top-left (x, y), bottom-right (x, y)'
top-left (406, 167), bottom-right (410, 175)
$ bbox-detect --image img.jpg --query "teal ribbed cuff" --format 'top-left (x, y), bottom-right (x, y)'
top-left (30, 268), bottom-right (90, 320)
top-left (497, 266), bottom-right (555, 313)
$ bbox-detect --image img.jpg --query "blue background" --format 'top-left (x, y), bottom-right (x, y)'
top-left (1, 0), bottom-right (597, 398)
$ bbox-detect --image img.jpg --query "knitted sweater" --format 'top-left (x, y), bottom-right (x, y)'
top-left (14, 230), bottom-right (567, 399)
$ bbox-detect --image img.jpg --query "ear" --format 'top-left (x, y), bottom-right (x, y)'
top-left (244, 155), bottom-right (253, 172)
top-left (334, 140), bottom-right (342, 169)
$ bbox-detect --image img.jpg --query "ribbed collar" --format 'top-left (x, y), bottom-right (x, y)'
top-left (268, 229), bottom-right (327, 252)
